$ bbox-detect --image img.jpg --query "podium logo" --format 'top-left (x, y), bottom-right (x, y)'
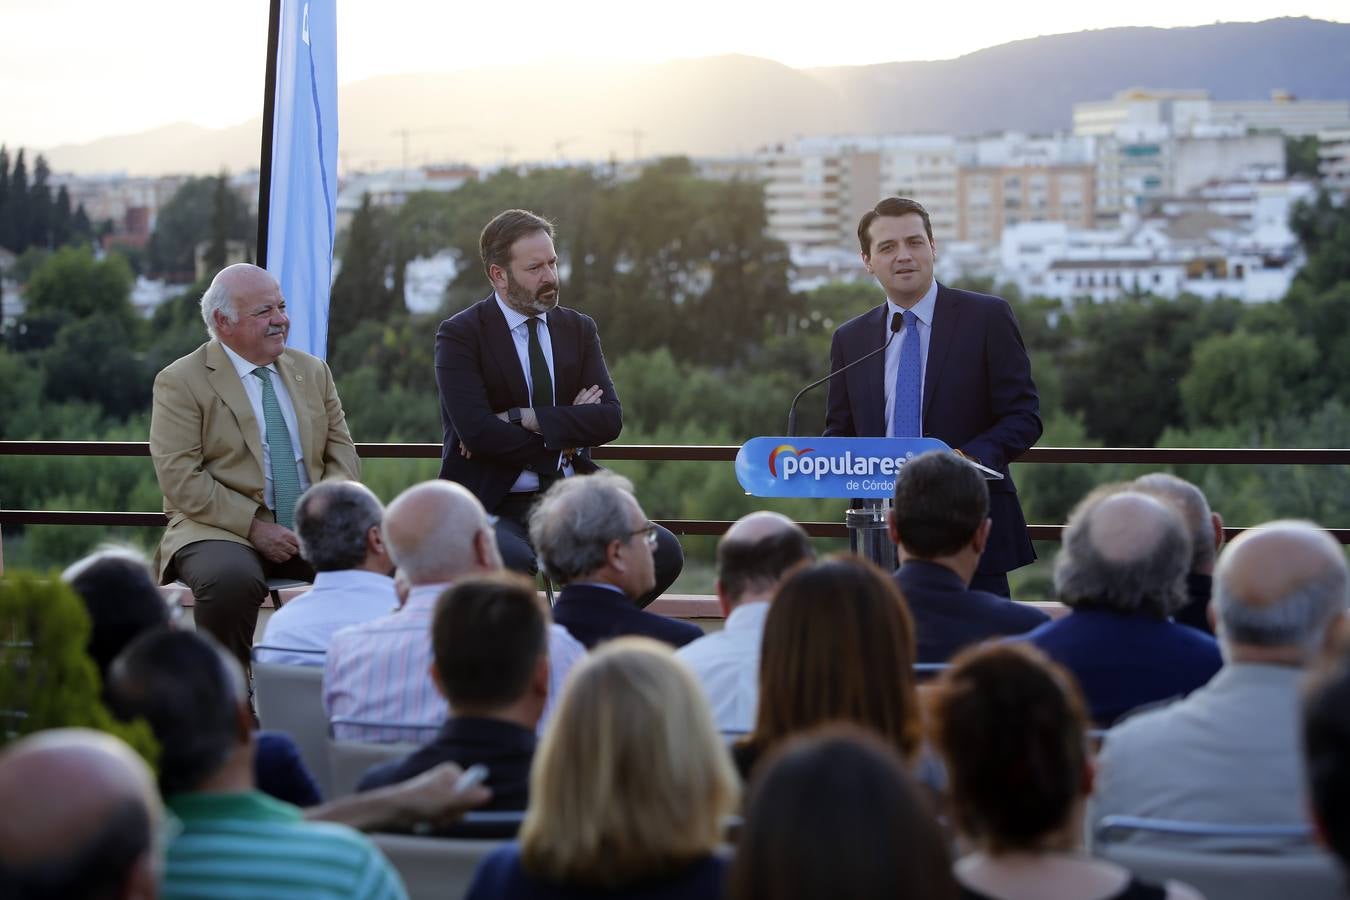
top-left (768, 444), bottom-right (813, 478)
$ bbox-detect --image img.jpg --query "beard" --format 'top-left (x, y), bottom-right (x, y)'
top-left (503, 270), bottom-right (560, 315)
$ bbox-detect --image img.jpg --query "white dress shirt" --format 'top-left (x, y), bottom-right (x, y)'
top-left (218, 342), bottom-right (311, 510)
top-left (882, 279), bottom-right (938, 438)
top-left (255, 569), bottom-right (399, 666)
top-left (324, 581), bottom-right (588, 742)
top-left (493, 293), bottom-right (575, 492)
top-left (676, 600), bottom-right (770, 733)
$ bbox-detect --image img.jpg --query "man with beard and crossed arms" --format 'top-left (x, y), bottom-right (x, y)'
top-left (434, 209), bottom-right (683, 607)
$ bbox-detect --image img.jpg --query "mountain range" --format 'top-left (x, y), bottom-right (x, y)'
top-left (39, 16), bottom-right (1350, 176)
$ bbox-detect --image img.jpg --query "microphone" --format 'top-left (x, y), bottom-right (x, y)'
top-left (786, 311), bottom-right (903, 437)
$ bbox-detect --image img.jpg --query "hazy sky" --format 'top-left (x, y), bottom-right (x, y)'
top-left (4, 0), bottom-right (1347, 148)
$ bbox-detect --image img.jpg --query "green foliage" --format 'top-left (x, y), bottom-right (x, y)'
top-left (1179, 329), bottom-right (1318, 430)
top-left (147, 175), bottom-right (254, 276)
top-left (328, 194), bottom-right (398, 349)
top-left (0, 570), bottom-right (158, 761)
top-left (0, 146), bottom-right (95, 254)
top-left (23, 245), bottom-right (135, 324)
top-left (1285, 136), bottom-right (1321, 179)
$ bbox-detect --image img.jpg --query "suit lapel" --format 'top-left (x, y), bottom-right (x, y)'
top-left (860, 304), bottom-right (889, 437)
top-left (923, 284), bottom-right (962, 418)
top-left (480, 296), bottom-right (530, 407)
top-left (205, 342), bottom-right (265, 471)
top-left (546, 308), bottom-right (576, 398)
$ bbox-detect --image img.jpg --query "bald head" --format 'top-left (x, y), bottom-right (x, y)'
top-left (716, 511), bottom-right (814, 608)
top-left (0, 729), bottom-right (160, 899)
top-left (1213, 520), bottom-right (1348, 656)
top-left (1134, 473), bottom-right (1222, 573)
top-left (383, 480), bottom-right (500, 585)
top-left (1054, 487), bottom-right (1191, 617)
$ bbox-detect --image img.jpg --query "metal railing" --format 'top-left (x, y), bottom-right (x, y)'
top-left (3, 441), bottom-right (1350, 543)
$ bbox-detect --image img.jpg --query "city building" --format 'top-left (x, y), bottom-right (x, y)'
top-left (1320, 128), bottom-right (1350, 196)
top-left (1074, 89), bottom-right (1350, 139)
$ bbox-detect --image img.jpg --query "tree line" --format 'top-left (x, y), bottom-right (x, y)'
top-left (0, 147), bottom-right (96, 255)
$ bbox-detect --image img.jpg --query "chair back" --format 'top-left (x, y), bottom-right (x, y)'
top-left (371, 832), bottom-right (506, 900)
top-left (1095, 816), bottom-right (1341, 900)
top-left (328, 737), bottom-right (420, 799)
top-left (251, 659), bottom-right (331, 796)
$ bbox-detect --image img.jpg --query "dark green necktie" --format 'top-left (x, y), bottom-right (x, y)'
top-left (526, 317), bottom-right (558, 486)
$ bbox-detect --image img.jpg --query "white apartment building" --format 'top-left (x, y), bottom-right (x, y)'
top-left (1074, 89), bottom-right (1350, 139)
top-left (1320, 128), bottom-right (1350, 195)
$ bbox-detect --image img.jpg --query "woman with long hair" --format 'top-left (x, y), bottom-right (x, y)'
top-left (930, 643), bottom-right (1200, 900)
top-left (465, 637), bottom-right (740, 899)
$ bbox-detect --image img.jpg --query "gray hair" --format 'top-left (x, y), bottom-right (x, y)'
top-left (1213, 520), bottom-right (1349, 656)
top-left (1053, 488), bottom-right (1191, 617)
top-left (199, 275), bottom-right (237, 340)
top-left (295, 481), bottom-right (384, 572)
top-left (529, 471), bottom-right (638, 584)
top-left (1134, 472), bottom-right (1218, 572)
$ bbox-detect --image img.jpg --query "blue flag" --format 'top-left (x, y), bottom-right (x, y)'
top-left (265, 0), bottom-right (338, 358)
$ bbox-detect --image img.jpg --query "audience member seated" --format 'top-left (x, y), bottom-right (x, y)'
top-left (729, 725), bottom-right (958, 900)
top-left (676, 511), bottom-right (814, 732)
top-left (531, 472), bottom-right (701, 649)
top-left (1007, 487), bottom-right (1222, 725)
top-left (256, 480), bottom-right (398, 664)
top-left (1133, 473), bottom-right (1225, 634)
top-left (62, 547), bottom-right (173, 692)
top-left (357, 572), bottom-right (548, 814)
top-left (1302, 638), bottom-right (1350, 876)
top-left (1090, 519), bottom-right (1348, 851)
top-left (0, 728), bottom-right (164, 900)
top-left (106, 629), bottom-right (409, 898)
top-left (931, 643), bottom-right (1200, 900)
top-left (889, 451), bottom-right (1048, 662)
top-left (464, 638), bottom-right (739, 899)
top-left (62, 545), bottom-right (322, 806)
top-left (734, 556), bottom-right (922, 782)
top-left (325, 480), bottom-right (585, 741)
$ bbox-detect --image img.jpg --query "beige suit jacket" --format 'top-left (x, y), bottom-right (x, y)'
top-left (149, 340), bottom-right (360, 581)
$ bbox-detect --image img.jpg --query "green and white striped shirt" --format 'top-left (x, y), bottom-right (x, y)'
top-left (164, 791), bottom-right (406, 900)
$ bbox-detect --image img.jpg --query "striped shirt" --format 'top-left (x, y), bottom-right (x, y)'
top-left (323, 582), bottom-right (587, 742)
top-left (163, 791), bottom-right (406, 900)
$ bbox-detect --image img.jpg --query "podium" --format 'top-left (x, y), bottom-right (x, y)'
top-left (735, 437), bottom-right (1002, 570)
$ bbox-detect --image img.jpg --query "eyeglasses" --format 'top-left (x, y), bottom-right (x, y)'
top-left (627, 522), bottom-right (659, 547)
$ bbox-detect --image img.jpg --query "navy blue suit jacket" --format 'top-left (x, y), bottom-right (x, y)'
top-left (895, 560), bottom-right (1049, 663)
top-left (435, 296), bottom-right (622, 514)
top-left (1010, 608), bottom-right (1223, 726)
top-left (825, 284), bottom-right (1041, 575)
top-left (552, 583), bottom-right (702, 650)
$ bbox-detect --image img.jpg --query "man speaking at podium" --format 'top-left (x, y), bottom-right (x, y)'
top-left (824, 197), bottom-right (1041, 596)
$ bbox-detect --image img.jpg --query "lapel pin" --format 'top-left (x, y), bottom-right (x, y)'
top-left (295, 374), bottom-right (303, 382)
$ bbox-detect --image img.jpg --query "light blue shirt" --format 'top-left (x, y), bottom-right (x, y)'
top-left (676, 600), bottom-right (769, 733)
top-left (882, 279), bottom-right (937, 438)
top-left (255, 569), bottom-right (399, 666)
top-left (493, 294), bottom-right (573, 492)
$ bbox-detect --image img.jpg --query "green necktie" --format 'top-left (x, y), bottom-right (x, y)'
top-left (526, 318), bottom-right (559, 487)
top-left (252, 367), bottom-right (301, 530)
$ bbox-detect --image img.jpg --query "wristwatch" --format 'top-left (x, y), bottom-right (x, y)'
top-left (508, 407), bottom-right (523, 425)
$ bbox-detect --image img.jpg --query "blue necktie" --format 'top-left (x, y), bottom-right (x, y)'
top-left (891, 310), bottom-right (922, 438)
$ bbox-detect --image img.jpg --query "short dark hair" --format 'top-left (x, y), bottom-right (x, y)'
top-left (1303, 651), bottom-right (1350, 868)
top-left (892, 451), bottom-right (990, 558)
top-left (730, 725), bottom-right (957, 900)
top-left (930, 643), bottom-right (1089, 853)
top-left (0, 798), bottom-right (150, 900)
top-left (717, 525), bottom-right (815, 605)
top-left (480, 209), bottom-right (554, 279)
top-left (432, 572), bottom-right (548, 710)
top-left (295, 480), bottom-right (383, 572)
top-left (62, 549), bottom-right (171, 685)
top-left (857, 197), bottom-right (933, 256)
top-left (106, 630), bottom-right (245, 795)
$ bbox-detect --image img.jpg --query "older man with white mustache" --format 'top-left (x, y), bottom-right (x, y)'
top-left (149, 263), bottom-right (360, 672)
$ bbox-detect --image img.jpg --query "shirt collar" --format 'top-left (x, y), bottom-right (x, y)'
top-left (405, 582), bottom-right (452, 612)
top-left (724, 599), bottom-right (770, 632)
top-left (219, 341), bottom-right (277, 379)
top-left (494, 292), bottom-right (545, 333)
top-left (885, 278), bottom-right (939, 329)
top-left (311, 569), bottom-right (396, 591)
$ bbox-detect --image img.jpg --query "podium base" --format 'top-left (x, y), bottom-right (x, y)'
top-left (846, 500), bottom-right (896, 572)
